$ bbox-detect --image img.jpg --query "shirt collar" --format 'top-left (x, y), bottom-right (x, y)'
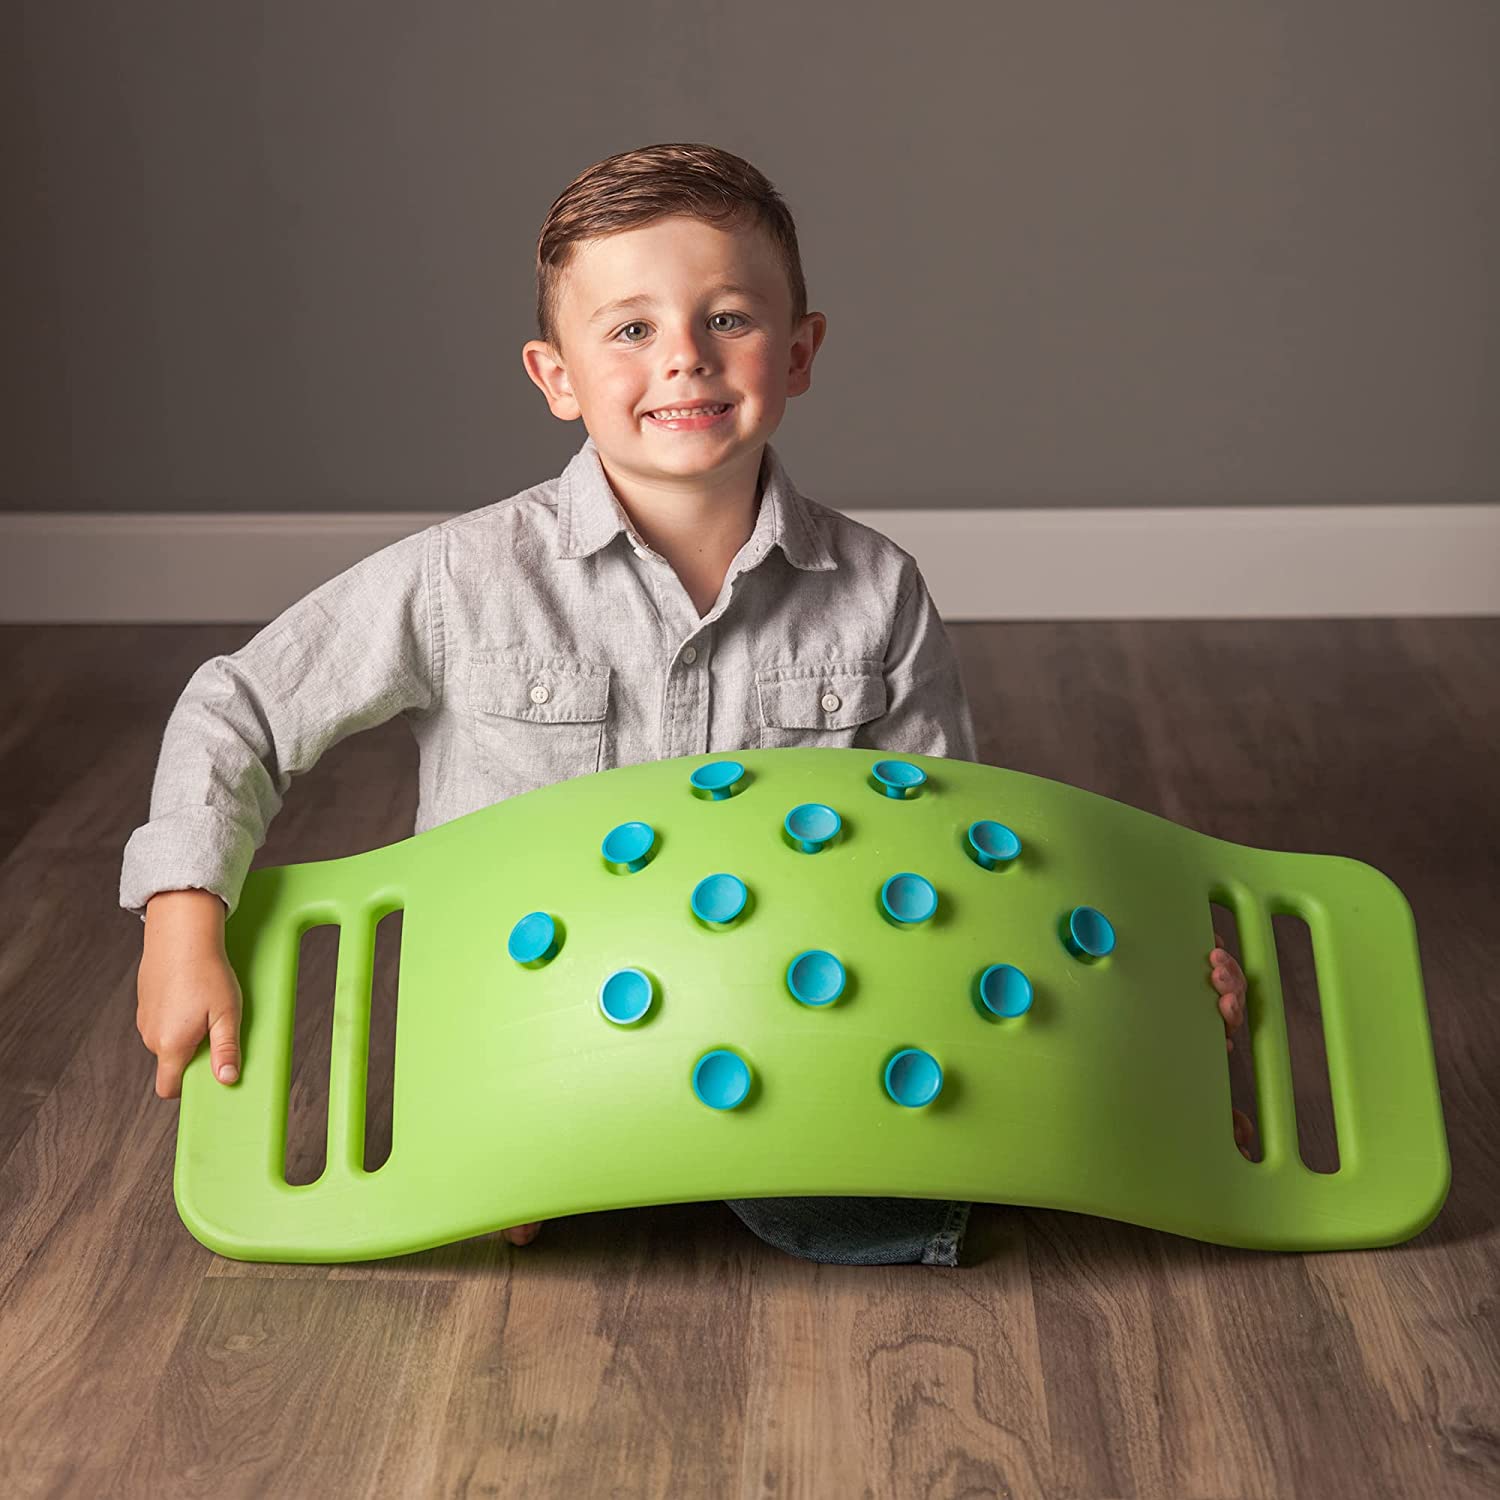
top-left (556, 431), bottom-right (836, 572)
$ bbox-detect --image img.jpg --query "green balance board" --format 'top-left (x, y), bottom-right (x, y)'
top-left (176, 749), bottom-right (1450, 1262)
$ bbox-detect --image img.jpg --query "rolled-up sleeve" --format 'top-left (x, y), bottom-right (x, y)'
top-left (119, 525), bottom-right (442, 921)
top-left (857, 557), bottom-right (979, 762)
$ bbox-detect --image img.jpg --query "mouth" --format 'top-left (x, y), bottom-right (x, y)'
top-left (643, 401), bottom-right (735, 430)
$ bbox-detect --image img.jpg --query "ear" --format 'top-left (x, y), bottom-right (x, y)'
top-left (786, 312), bottom-right (828, 399)
top-left (521, 340), bottom-right (582, 420)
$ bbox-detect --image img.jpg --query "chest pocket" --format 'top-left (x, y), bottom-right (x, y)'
top-left (470, 648), bottom-right (611, 794)
top-left (755, 661), bottom-right (889, 750)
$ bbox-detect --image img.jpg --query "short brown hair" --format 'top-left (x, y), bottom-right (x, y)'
top-left (535, 142), bottom-right (808, 355)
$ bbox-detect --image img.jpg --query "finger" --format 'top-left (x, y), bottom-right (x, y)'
top-left (155, 1052), bottom-right (186, 1100)
top-left (208, 1006), bottom-right (241, 1085)
top-left (1210, 944), bottom-right (1244, 978)
top-left (1212, 969), bottom-right (1247, 1006)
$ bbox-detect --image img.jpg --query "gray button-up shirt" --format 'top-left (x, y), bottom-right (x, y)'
top-left (120, 433), bottom-right (979, 920)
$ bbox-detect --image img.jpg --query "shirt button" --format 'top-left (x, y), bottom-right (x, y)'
top-left (530, 684), bottom-right (550, 705)
top-left (681, 646), bottom-right (698, 664)
top-left (821, 692), bottom-right (841, 712)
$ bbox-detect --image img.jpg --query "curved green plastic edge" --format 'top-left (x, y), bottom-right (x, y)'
top-left (175, 748), bottom-right (1451, 1262)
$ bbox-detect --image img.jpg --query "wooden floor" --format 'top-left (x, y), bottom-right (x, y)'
top-left (1, 618), bottom-right (1496, 1499)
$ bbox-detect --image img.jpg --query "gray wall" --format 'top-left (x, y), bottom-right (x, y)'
top-left (4, 1), bottom-right (1496, 515)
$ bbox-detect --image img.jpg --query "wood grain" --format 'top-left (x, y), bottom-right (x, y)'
top-left (1, 619), bottom-right (1494, 1499)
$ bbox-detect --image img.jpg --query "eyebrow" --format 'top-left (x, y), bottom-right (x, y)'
top-left (588, 283), bottom-right (767, 325)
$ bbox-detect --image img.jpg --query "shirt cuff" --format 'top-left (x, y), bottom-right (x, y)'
top-left (119, 805), bottom-right (258, 922)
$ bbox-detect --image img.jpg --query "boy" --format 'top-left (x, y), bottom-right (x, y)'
top-left (125, 143), bottom-right (1252, 1266)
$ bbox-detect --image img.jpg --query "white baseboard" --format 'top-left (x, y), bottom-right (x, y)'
top-left (2, 505), bottom-right (1497, 623)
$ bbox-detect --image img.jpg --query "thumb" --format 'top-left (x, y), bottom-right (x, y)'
top-left (208, 1004), bottom-right (241, 1085)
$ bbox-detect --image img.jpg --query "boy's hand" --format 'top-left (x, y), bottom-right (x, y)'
top-left (1209, 932), bottom-right (1248, 1052)
top-left (1209, 932), bottom-right (1256, 1159)
top-left (137, 891), bottom-right (242, 1099)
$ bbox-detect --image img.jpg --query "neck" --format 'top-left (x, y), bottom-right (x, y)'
top-left (597, 443), bottom-right (766, 567)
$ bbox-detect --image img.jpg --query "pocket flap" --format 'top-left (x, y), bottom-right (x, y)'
top-left (471, 651), bottom-right (610, 723)
top-left (755, 663), bottom-right (888, 730)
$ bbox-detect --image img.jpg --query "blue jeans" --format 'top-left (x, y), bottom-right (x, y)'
top-left (723, 1197), bottom-right (972, 1266)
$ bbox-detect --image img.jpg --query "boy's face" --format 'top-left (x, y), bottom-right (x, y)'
top-left (522, 215), bottom-right (826, 484)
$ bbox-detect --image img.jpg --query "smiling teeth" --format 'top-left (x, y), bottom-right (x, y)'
top-left (649, 404), bottom-right (730, 419)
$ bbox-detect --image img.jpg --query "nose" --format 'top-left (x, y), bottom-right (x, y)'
top-left (658, 324), bottom-right (715, 377)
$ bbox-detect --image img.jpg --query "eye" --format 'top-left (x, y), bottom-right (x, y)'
top-left (614, 312), bottom-right (749, 344)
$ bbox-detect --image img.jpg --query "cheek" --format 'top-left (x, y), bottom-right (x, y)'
top-left (731, 345), bottom-right (781, 392)
top-left (593, 366), bottom-right (646, 407)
